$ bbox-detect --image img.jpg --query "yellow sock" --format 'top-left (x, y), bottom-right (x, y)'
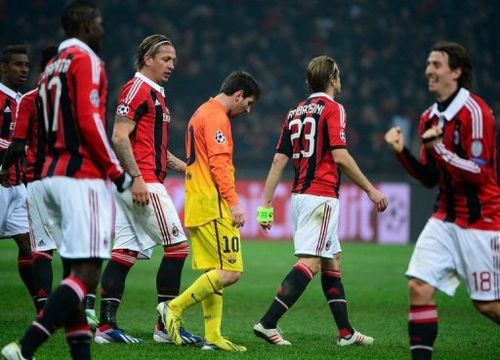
top-left (202, 290), bottom-right (223, 341)
top-left (170, 270), bottom-right (223, 313)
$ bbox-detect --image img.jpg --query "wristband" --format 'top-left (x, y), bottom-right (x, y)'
top-left (256, 206), bottom-right (273, 223)
top-left (132, 174), bottom-right (142, 178)
top-left (421, 133), bottom-right (443, 144)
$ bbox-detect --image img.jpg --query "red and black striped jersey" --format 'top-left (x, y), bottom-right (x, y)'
top-left (276, 92), bottom-right (347, 198)
top-left (0, 82), bottom-right (24, 185)
top-left (12, 88), bottom-right (45, 182)
top-left (397, 88), bottom-right (500, 230)
top-left (115, 72), bottom-right (171, 183)
top-left (39, 38), bottom-right (123, 181)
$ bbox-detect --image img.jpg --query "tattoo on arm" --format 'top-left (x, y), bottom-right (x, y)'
top-left (113, 116), bottom-right (140, 176)
top-left (166, 150), bottom-right (186, 173)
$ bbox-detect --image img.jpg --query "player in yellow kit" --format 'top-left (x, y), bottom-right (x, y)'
top-left (157, 71), bottom-right (260, 351)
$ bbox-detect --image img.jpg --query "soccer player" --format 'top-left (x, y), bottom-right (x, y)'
top-left (94, 34), bottom-right (201, 345)
top-left (1, 1), bottom-right (132, 359)
top-left (0, 44), bottom-right (36, 310)
top-left (253, 55), bottom-right (387, 346)
top-left (385, 41), bottom-right (500, 360)
top-left (158, 71), bottom-right (260, 352)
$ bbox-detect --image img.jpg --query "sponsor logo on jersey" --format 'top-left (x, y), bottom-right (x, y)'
top-left (214, 130), bottom-right (226, 144)
top-left (116, 103), bottom-right (129, 116)
top-left (90, 89), bottom-right (99, 108)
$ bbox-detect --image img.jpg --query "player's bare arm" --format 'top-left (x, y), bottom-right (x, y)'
top-left (0, 140), bottom-right (25, 187)
top-left (331, 148), bottom-right (388, 212)
top-left (166, 150), bottom-right (186, 173)
top-left (257, 153), bottom-right (289, 231)
top-left (384, 126), bottom-right (404, 153)
top-left (112, 115), bottom-right (149, 206)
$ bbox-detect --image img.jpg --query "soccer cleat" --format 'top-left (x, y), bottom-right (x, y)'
top-left (94, 325), bottom-right (143, 344)
top-left (253, 322), bottom-right (291, 345)
top-left (1, 342), bottom-right (34, 360)
top-left (201, 337), bottom-right (247, 352)
top-left (156, 302), bottom-right (183, 346)
top-left (85, 309), bottom-right (99, 330)
top-left (337, 330), bottom-right (374, 346)
top-left (153, 323), bottom-right (204, 345)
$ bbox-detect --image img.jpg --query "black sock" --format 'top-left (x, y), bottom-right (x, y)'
top-left (409, 305), bottom-right (438, 360)
top-left (65, 301), bottom-right (91, 360)
top-left (321, 270), bottom-right (354, 337)
top-left (20, 276), bottom-right (86, 358)
top-left (156, 257), bottom-right (185, 304)
top-left (260, 263), bottom-right (313, 329)
top-left (85, 293), bottom-right (96, 310)
top-left (18, 256), bottom-right (37, 309)
top-left (99, 255), bottom-right (135, 327)
top-left (32, 252), bottom-right (54, 313)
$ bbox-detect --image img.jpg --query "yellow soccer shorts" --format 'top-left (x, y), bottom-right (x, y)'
top-left (189, 218), bottom-right (243, 272)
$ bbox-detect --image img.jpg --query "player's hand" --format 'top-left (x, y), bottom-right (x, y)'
top-left (131, 175), bottom-right (149, 207)
top-left (0, 167), bottom-right (11, 187)
top-left (384, 126), bottom-right (404, 153)
top-left (421, 125), bottom-right (443, 149)
top-left (230, 204), bottom-right (245, 228)
top-left (256, 206), bottom-right (273, 231)
top-left (367, 188), bottom-right (388, 212)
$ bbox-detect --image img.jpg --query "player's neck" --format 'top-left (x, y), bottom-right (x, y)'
top-left (435, 84), bottom-right (459, 103)
top-left (0, 80), bottom-right (18, 93)
top-left (214, 93), bottom-right (231, 115)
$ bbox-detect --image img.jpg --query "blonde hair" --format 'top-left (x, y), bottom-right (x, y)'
top-left (135, 34), bottom-right (173, 70)
top-left (306, 55), bottom-right (339, 93)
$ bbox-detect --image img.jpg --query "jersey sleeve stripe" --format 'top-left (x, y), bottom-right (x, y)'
top-left (434, 142), bottom-right (481, 173)
top-left (465, 97), bottom-right (483, 139)
top-left (90, 55), bottom-right (100, 85)
top-left (0, 138), bottom-right (10, 150)
top-left (124, 78), bottom-right (143, 105)
top-left (339, 103), bottom-right (346, 128)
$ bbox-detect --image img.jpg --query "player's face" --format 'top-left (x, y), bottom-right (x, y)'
top-left (229, 92), bottom-right (256, 118)
top-left (150, 45), bottom-right (176, 84)
top-left (1, 53), bottom-right (29, 89)
top-left (425, 51), bottom-right (460, 100)
top-left (87, 13), bottom-right (104, 52)
top-left (333, 67), bottom-right (341, 96)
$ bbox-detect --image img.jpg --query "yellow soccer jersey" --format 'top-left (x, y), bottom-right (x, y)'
top-left (184, 98), bottom-right (239, 227)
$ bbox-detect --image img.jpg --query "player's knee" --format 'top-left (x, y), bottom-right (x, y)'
top-left (218, 270), bottom-right (240, 286)
top-left (298, 257), bottom-right (321, 274)
top-left (474, 301), bottom-right (500, 324)
top-left (408, 278), bottom-right (434, 304)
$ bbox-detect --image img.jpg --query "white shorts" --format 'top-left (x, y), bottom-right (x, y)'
top-left (40, 177), bottom-right (114, 259)
top-left (27, 180), bottom-right (58, 252)
top-left (406, 218), bottom-right (500, 301)
top-left (0, 183), bottom-right (29, 238)
top-left (291, 193), bottom-right (341, 258)
top-left (113, 183), bottom-right (187, 259)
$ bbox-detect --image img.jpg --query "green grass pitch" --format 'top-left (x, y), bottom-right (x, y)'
top-left (0, 240), bottom-right (498, 359)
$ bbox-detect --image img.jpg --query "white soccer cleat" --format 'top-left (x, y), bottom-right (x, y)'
top-left (153, 323), bottom-right (203, 345)
top-left (337, 330), bottom-right (374, 346)
top-left (253, 322), bottom-right (291, 345)
top-left (1, 342), bottom-right (34, 360)
top-left (156, 302), bottom-right (182, 346)
top-left (94, 325), bottom-right (143, 344)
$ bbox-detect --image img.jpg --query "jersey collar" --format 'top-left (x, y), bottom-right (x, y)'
top-left (429, 87), bottom-right (469, 121)
top-left (58, 38), bottom-right (100, 60)
top-left (134, 72), bottom-right (165, 97)
top-left (308, 92), bottom-right (334, 102)
top-left (0, 82), bottom-right (22, 103)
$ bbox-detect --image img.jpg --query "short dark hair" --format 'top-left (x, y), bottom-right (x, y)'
top-left (61, 0), bottom-right (99, 37)
top-left (136, 34), bottom-right (173, 70)
top-left (431, 41), bottom-right (473, 90)
top-left (0, 45), bottom-right (29, 64)
top-left (219, 71), bottom-right (260, 101)
top-left (306, 55), bottom-right (339, 93)
top-left (40, 46), bottom-right (58, 71)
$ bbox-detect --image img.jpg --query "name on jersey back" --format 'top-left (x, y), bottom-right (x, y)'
top-left (287, 103), bottom-right (325, 119)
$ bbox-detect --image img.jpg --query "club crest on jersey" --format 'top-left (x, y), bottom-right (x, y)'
top-left (163, 113), bottom-right (171, 122)
top-left (214, 130), bottom-right (226, 144)
top-left (471, 140), bottom-right (483, 157)
top-left (116, 103), bottom-right (129, 116)
top-left (325, 241), bottom-right (331, 251)
top-left (90, 89), bottom-right (99, 108)
top-left (339, 130), bottom-right (346, 143)
top-left (172, 225), bottom-right (179, 237)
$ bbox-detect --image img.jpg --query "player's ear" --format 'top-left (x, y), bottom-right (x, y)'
top-left (451, 67), bottom-right (462, 82)
top-left (143, 53), bottom-right (153, 67)
top-left (234, 90), bottom-right (244, 102)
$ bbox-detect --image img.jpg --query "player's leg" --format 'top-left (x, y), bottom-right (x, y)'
top-left (32, 250), bottom-right (54, 312)
top-left (406, 219), bottom-right (456, 360)
top-left (473, 301), bottom-right (500, 324)
top-left (13, 233), bottom-right (36, 309)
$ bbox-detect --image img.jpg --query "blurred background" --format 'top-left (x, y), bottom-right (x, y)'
top-left (1, 0), bottom-right (498, 242)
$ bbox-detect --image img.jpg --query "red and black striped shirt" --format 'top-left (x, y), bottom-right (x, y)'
top-left (276, 92), bottom-right (347, 198)
top-left (397, 88), bottom-right (500, 230)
